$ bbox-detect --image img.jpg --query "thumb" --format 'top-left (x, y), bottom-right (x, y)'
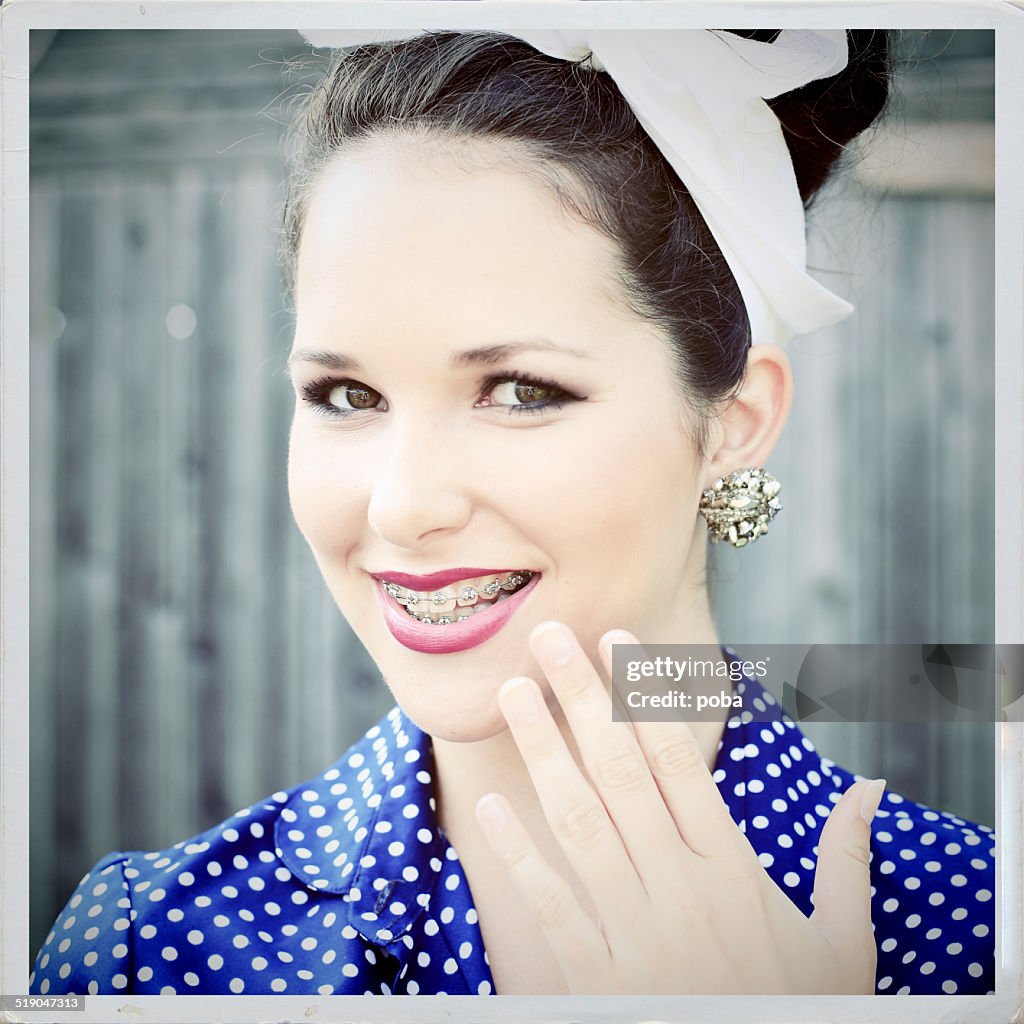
top-left (810, 777), bottom-right (886, 957)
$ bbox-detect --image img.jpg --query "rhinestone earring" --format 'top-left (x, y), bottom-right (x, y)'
top-left (698, 468), bottom-right (782, 548)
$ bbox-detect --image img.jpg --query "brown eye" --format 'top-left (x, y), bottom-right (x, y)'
top-left (513, 382), bottom-right (552, 404)
top-left (489, 379), bottom-right (556, 406)
top-left (329, 382), bottom-right (382, 411)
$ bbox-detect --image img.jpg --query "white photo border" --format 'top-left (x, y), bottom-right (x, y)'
top-left (1, 1), bottom-right (1021, 1021)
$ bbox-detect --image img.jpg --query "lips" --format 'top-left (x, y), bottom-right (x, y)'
top-left (372, 570), bottom-right (540, 654)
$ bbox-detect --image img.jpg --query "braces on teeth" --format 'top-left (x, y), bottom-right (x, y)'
top-left (381, 572), bottom-right (533, 624)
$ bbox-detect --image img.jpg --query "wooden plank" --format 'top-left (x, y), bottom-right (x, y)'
top-left (52, 184), bottom-right (99, 908)
top-left (852, 122), bottom-right (994, 197)
top-left (83, 173), bottom-right (125, 872)
top-left (28, 178), bottom-right (61, 963)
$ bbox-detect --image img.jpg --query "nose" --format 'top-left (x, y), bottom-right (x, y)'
top-left (366, 420), bottom-right (474, 550)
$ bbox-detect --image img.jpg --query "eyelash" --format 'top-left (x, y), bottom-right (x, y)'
top-left (298, 371), bottom-right (583, 419)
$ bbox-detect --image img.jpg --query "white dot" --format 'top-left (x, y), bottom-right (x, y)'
top-left (112, 973), bottom-right (127, 989)
top-left (342, 963), bottom-right (359, 978)
top-left (920, 961), bottom-right (935, 975)
top-left (184, 972), bottom-right (200, 987)
top-left (973, 923), bottom-right (990, 937)
top-left (968, 962), bottom-right (984, 977)
top-left (165, 304), bottom-right (197, 340)
top-left (229, 977), bottom-right (244, 993)
top-left (161, 946), bottom-right (178, 961)
top-left (112, 943), bottom-right (128, 958)
top-left (880, 938), bottom-right (897, 952)
top-left (783, 872), bottom-right (800, 888)
top-left (751, 815), bottom-right (769, 830)
top-left (251, 956), bottom-right (268, 971)
top-left (137, 966), bottom-right (153, 982)
top-left (83, 951), bottom-right (98, 966)
top-left (187, 929), bottom-right (204, 945)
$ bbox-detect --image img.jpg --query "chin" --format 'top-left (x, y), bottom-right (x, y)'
top-left (381, 676), bottom-right (514, 744)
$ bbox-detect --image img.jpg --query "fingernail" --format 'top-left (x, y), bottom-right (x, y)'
top-left (476, 794), bottom-right (509, 833)
top-left (859, 778), bottom-right (887, 826)
top-left (532, 623), bottom-right (573, 667)
top-left (501, 678), bottom-right (542, 724)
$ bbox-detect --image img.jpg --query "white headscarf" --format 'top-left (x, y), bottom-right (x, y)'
top-left (301, 26), bottom-right (852, 347)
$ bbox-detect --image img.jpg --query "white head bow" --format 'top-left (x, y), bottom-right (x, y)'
top-left (300, 26), bottom-right (852, 347)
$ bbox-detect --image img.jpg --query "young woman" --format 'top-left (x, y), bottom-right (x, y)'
top-left (31, 27), bottom-right (995, 996)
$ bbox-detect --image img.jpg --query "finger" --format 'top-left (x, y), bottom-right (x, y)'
top-left (530, 623), bottom-right (694, 881)
top-left (810, 778), bottom-right (885, 960)
top-left (497, 675), bottom-right (648, 928)
top-left (599, 630), bottom-right (745, 860)
top-left (475, 792), bottom-right (609, 986)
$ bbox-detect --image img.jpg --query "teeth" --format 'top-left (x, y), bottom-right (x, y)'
top-left (381, 571), bottom-right (533, 624)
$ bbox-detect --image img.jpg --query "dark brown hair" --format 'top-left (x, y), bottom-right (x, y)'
top-left (282, 30), bottom-right (891, 450)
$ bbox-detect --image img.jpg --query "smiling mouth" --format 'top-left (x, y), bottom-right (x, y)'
top-left (379, 571), bottom-right (536, 625)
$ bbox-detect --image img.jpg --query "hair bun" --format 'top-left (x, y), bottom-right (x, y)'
top-left (726, 29), bottom-right (892, 205)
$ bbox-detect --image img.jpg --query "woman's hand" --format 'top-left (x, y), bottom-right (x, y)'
top-left (474, 622), bottom-right (884, 995)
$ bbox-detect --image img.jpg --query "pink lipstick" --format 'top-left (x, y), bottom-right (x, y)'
top-left (373, 572), bottom-right (540, 654)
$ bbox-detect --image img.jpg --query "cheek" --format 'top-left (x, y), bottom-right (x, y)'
top-left (286, 422), bottom-right (363, 556)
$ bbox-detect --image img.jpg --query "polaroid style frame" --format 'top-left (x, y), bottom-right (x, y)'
top-left (1, 1), bottom-right (1021, 1022)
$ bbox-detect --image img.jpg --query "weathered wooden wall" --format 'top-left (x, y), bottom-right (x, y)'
top-left (28, 29), bottom-right (997, 960)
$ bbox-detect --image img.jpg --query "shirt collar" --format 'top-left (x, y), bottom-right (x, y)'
top-left (274, 706), bottom-right (447, 947)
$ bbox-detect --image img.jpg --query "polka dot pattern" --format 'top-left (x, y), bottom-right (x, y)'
top-left (30, 670), bottom-right (994, 996)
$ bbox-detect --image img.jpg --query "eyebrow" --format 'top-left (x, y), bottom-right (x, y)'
top-left (287, 339), bottom-right (593, 376)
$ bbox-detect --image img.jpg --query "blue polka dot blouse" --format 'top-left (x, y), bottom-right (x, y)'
top-left (31, 673), bottom-right (995, 996)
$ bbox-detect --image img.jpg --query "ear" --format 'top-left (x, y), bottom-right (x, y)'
top-left (704, 344), bottom-right (792, 485)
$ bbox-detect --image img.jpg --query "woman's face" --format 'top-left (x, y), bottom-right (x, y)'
top-left (287, 139), bottom-right (712, 741)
